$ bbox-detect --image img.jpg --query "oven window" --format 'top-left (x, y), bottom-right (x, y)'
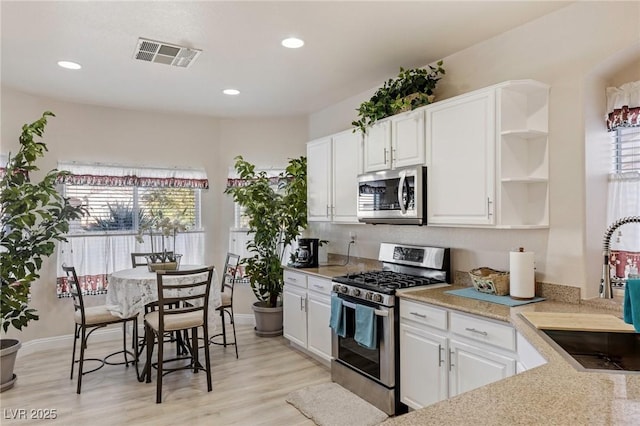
top-left (337, 307), bottom-right (384, 381)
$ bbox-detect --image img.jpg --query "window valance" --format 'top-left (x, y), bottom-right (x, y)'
top-left (606, 80), bottom-right (640, 131)
top-left (57, 161), bottom-right (209, 189)
top-left (226, 167), bottom-right (283, 188)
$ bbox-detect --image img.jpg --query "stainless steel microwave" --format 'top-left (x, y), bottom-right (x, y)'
top-left (357, 166), bottom-right (426, 225)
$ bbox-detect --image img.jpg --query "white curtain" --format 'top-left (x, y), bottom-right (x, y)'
top-left (607, 173), bottom-right (640, 252)
top-left (56, 231), bottom-right (204, 296)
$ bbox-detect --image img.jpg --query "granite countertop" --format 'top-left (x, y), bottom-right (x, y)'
top-left (283, 255), bottom-right (382, 279)
top-left (386, 285), bottom-right (640, 425)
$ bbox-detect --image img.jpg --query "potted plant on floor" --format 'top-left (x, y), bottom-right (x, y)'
top-left (224, 155), bottom-right (307, 336)
top-left (352, 61), bottom-right (446, 134)
top-left (1, 112), bottom-right (85, 391)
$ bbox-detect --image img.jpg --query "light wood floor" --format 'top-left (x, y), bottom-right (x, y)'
top-left (1, 324), bottom-right (330, 425)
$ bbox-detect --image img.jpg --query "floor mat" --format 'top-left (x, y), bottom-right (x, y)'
top-left (286, 382), bottom-right (389, 426)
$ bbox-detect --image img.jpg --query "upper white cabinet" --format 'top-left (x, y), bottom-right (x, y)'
top-left (363, 109), bottom-right (426, 172)
top-left (307, 137), bottom-right (332, 222)
top-left (426, 90), bottom-right (496, 226)
top-left (426, 80), bottom-right (549, 228)
top-left (307, 130), bottom-right (362, 223)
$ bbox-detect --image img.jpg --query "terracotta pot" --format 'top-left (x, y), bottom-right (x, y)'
top-left (252, 301), bottom-right (283, 337)
top-left (1, 339), bottom-right (21, 392)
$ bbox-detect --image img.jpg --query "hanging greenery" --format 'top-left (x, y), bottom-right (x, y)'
top-left (352, 61), bottom-right (445, 134)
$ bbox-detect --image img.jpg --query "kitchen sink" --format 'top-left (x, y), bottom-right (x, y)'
top-left (541, 329), bottom-right (640, 373)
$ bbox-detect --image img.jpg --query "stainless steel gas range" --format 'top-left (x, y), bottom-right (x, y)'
top-left (330, 242), bottom-right (450, 416)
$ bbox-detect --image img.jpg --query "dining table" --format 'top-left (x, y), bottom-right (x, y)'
top-left (106, 264), bottom-right (221, 328)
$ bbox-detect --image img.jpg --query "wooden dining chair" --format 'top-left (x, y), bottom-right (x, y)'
top-left (144, 266), bottom-right (215, 403)
top-left (209, 253), bottom-right (240, 358)
top-left (63, 265), bottom-right (138, 394)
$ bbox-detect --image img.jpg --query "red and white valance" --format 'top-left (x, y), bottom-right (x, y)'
top-left (226, 167), bottom-right (283, 188)
top-left (56, 162), bottom-right (209, 189)
top-left (606, 81), bottom-right (640, 131)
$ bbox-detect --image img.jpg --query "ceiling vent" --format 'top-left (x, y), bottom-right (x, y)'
top-left (133, 38), bottom-right (202, 68)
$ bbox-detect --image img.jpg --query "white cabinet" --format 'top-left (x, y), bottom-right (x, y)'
top-left (283, 270), bottom-right (308, 348)
top-left (307, 130), bottom-right (362, 223)
top-left (363, 109), bottom-right (425, 172)
top-left (426, 90), bottom-right (496, 226)
top-left (448, 338), bottom-right (516, 397)
top-left (426, 80), bottom-right (549, 228)
top-left (283, 270), bottom-right (332, 363)
top-left (400, 299), bottom-right (534, 410)
top-left (400, 322), bottom-right (448, 410)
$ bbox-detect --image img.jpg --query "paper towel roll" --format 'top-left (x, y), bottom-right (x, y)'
top-left (510, 249), bottom-right (535, 299)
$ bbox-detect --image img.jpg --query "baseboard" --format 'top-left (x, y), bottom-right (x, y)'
top-left (17, 315), bottom-right (256, 356)
top-left (18, 327), bottom-right (124, 356)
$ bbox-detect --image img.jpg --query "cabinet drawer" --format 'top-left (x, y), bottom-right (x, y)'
top-left (450, 311), bottom-right (515, 351)
top-left (284, 270), bottom-right (307, 289)
top-left (307, 276), bottom-right (332, 295)
top-left (400, 299), bottom-right (447, 331)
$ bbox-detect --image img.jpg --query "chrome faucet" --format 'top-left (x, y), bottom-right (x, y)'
top-left (600, 216), bottom-right (640, 298)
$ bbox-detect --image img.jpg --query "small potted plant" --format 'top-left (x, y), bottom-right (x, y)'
top-left (135, 193), bottom-right (188, 271)
top-left (352, 61), bottom-right (445, 134)
top-left (1, 112), bottom-right (85, 391)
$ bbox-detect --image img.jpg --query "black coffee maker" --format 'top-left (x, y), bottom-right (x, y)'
top-left (292, 238), bottom-right (319, 268)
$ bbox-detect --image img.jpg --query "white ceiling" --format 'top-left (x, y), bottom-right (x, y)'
top-left (1, 1), bottom-right (571, 118)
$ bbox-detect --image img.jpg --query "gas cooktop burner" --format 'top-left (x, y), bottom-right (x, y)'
top-left (333, 270), bottom-right (445, 294)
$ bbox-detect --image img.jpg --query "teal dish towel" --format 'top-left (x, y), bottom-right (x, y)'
top-left (623, 278), bottom-right (640, 332)
top-left (354, 304), bottom-right (377, 350)
top-left (330, 294), bottom-right (346, 337)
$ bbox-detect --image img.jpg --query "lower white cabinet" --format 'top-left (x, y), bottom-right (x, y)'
top-left (400, 299), bottom-right (535, 410)
top-left (283, 270), bottom-right (332, 363)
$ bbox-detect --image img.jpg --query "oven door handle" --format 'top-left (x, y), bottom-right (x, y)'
top-left (341, 300), bottom-right (389, 317)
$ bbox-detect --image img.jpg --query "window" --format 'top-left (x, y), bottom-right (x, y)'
top-left (613, 126), bottom-right (640, 173)
top-left (55, 162), bottom-right (208, 297)
top-left (605, 81), bottom-right (640, 282)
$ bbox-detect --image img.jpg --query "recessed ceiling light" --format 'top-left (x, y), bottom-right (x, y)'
top-left (223, 89), bottom-right (240, 96)
top-left (281, 37), bottom-right (304, 49)
top-left (57, 61), bottom-right (82, 70)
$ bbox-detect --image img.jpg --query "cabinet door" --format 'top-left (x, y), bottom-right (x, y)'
top-left (307, 291), bottom-right (332, 362)
top-left (283, 287), bottom-right (307, 347)
top-left (392, 109), bottom-right (425, 169)
top-left (332, 130), bottom-right (362, 223)
top-left (448, 339), bottom-right (516, 397)
top-left (363, 120), bottom-right (392, 172)
top-left (307, 137), bottom-right (332, 222)
top-left (400, 323), bottom-right (448, 410)
top-left (426, 90), bottom-right (496, 226)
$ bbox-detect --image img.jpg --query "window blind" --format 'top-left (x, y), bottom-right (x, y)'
top-left (613, 126), bottom-right (640, 173)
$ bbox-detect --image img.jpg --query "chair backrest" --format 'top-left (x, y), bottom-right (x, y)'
top-left (62, 265), bottom-right (86, 324)
top-left (221, 253), bottom-right (241, 295)
top-left (155, 266), bottom-right (215, 333)
top-left (131, 252), bottom-right (174, 268)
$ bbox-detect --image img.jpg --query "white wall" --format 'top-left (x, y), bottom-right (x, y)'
top-left (1, 86), bottom-right (307, 341)
top-left (307, 1), bottom-right (640, 299)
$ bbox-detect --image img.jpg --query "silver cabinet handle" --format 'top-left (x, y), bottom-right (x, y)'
top-left (487, 198), bottom-right (493, 218)
top-left (313, 284), bottom-right (324, 290)
top-left (300, 298), bottom-right (303, 311)
top-left (465, 327), bottom-right (488, 336)
top-left (449, 349), bottom-right (454, 371)
top-left (410, 311), bottom-right (426, 318)
top-left (438, 344), bottom-right (444, 367)
top-left (326, 205), bottom-right (330, 217)
top-left (383, 148), bottom-right (388, 165)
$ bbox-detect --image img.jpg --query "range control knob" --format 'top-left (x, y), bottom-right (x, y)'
top-left (340, 285), bottom-right (349, 294)
top-left (364, 292), bottom-right (373, 301)
top-left (351, 288), bottom-right (361, 297)
top-left (373, 293), bottom-right (383, 303)
top-left (332, 284), bottom-right (340, 293)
